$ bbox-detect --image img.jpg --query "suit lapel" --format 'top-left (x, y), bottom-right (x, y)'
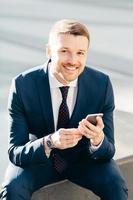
top-left (36, 63), bottom-right (55, 133)
top-left (68, 68), bottom-right (93, 128)
top-left (68, 71), bottom-right (88, 128)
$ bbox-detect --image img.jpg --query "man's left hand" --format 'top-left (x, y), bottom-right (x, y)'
top-left (78, 116), bottom-right (104, 146)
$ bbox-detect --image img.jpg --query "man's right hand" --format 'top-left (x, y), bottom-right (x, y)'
top-left (51, 128), bottom-right (82, 149)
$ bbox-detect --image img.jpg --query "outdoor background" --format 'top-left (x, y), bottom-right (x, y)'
top-left (0, 0), bottom-right (133, 183)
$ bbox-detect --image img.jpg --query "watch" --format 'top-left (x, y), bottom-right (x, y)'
top-left (46, 134), bottom-right (54, 150)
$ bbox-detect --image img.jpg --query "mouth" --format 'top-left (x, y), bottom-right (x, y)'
top-left (63, 65), bottom-right (78, 73)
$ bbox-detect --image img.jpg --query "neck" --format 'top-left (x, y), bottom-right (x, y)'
top-left (53, 71), bottom-right (70, 86)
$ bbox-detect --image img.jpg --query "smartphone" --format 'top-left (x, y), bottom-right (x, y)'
top-left (86, 113), bottom-right (103, 125)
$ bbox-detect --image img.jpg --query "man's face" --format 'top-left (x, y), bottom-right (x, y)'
top-left (47, 33), bottom-right (89, 85)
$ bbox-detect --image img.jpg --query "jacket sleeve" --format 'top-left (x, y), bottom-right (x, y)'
top-left (8, 78), bottom-right (48, 167)
top-left (89, 76), bottom-right (115, 161)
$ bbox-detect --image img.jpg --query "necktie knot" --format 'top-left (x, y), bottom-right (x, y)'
top-left (59, 86), bottom-right (69, 101)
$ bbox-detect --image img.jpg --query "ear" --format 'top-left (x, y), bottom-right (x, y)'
top-left (45, 44), bottom-right (51, 59)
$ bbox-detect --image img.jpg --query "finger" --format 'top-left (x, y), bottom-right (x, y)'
top-left (79, 124), bottom-right (96, 139)
top-left (61, 134), bottom-right (75, 142)
top-left (84, 129), bottom-right (97, 139)
top-left (61, 139), bottom-right (77, 149)
top-left (62, 130), bottom-right (82, 138)
top-left (62, 135), bottom-right (82, 144)
top-left (75, 135), bottom-right (82, 140)
top-left (79, 119), bottom-right (93, 132)
top-left (79, 119), bottom-right (95, 131)
top-left (96, 116), bottom-right (104, 129)
top-left (64, 140), bottom-right (79, 148)
top-left (78, 124), bottom-right (87, 135)
top-left (84, 119), bottom-right (103, 135)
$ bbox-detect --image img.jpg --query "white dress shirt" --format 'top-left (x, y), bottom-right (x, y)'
top-left (48, 66), bottom-right (78, 130)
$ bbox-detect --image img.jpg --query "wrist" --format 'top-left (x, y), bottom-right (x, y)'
top-left (90, 139), bottom-right (100, 146)
top-left (90, 132), bottom-right (104, 146)
top-left (45, 134), bottom-right (55, 150)
top-left (43, 134), bottom-right (55, 157)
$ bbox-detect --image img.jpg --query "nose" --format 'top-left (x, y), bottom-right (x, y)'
top-left (67, 54), bottom-right (77, 65)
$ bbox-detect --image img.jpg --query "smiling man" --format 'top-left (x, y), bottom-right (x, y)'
top-left (47, 28), bottom-right (88, 85)
top-left (0, 19), bottom-right (128, 200)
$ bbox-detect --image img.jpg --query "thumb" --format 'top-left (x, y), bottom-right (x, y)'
top-left (96, 116), bottom-right (104, 129)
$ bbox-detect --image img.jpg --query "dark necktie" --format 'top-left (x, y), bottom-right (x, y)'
top-left (57, 86), bottom-right (70, 130)
top-left (52, 86), bottom-right (69, 174)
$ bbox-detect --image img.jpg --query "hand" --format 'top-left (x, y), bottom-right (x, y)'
top-left (78, 116), bottom-right (104, 146)
top-left (51, 128), bottom-right (82, 149)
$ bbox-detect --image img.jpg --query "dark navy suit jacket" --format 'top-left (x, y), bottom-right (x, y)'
top-left (8, 60), bottom-right (115, 167)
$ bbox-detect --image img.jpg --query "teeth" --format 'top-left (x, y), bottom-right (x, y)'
top-left (65, 66), bottom-right (76, 71)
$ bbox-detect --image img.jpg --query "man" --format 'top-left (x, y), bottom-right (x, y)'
top-left (0, 19), bottom-right (128, 199)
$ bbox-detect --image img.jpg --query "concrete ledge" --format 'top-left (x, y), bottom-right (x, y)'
top-left (32, 156), bottom-right (133, 200)
top-left (32, 179), bottom-right (99, 200)
top-left (117, 155), bottom-right (133, 200)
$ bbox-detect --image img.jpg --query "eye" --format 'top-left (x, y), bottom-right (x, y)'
top-left (60, 49), bottom-right (67, 53)
top-left (77, 51), bottom-right (85, 55)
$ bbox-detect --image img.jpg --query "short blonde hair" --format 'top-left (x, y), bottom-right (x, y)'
top-left (48, 19), bottom-right (90, 45)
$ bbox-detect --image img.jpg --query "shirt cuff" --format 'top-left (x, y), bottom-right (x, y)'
top-left (89, 136), bottom-right (104, 153)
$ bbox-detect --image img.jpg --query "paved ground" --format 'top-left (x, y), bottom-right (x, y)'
top-left (0, 0), bottom-right (133, 183)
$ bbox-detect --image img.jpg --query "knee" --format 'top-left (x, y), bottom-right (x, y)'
top-left (101, 171), bottom-right (128, 197)
top-left (105, 171), bottom-right (127, 190)
top-left (7, 176), bottom-right (29, 193)
top-left (1, 178), bottom-right (22, 199)
top-left (1, 171), bottom-right (33, 199)
top-left (5, 178), bottom-right (22, 195)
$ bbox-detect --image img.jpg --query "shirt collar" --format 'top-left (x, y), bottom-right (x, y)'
top-left (48, 64), bottom-right (78, 89)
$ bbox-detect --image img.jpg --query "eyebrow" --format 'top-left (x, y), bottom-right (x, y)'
top-left (78, 49), bottom-right (86, 52)
top-left (60, 47), bottom-right (86, 52)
